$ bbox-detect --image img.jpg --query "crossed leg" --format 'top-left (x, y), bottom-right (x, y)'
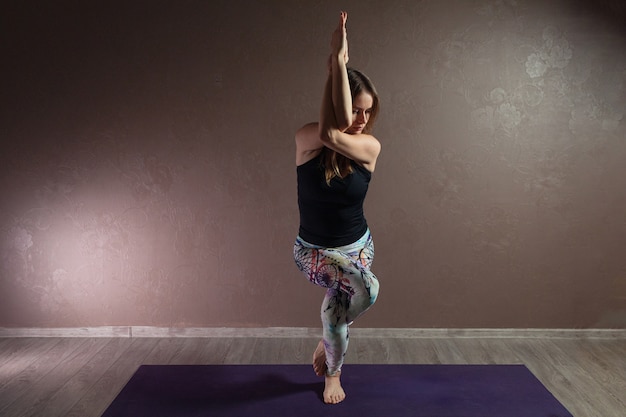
top-left (312, 338), bottom-right (345, 403)
top-left (294, 233), bottom-right (379, 404)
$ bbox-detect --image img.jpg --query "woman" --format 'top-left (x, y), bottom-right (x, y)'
top-left (293, 11), bottom-right (381, 405)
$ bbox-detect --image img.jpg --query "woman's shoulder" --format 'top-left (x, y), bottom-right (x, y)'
top-left (296, 122), bottom-right (324, 166)
top-left (296, 122), bottom-right (319, 138)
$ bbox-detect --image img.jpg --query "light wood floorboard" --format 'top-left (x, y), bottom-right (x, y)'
top-left (0, 336), bottom-right (623, 417)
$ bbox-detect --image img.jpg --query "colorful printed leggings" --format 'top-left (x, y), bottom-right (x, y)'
top-left (293, 229), bottom-right (379, 376)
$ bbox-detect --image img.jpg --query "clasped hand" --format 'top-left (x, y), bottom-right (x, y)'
top-left (328, 11), bottom-right (349, 71)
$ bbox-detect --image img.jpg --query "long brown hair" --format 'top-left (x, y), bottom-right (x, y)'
top-left (323, 67), bottom-right (380, 185)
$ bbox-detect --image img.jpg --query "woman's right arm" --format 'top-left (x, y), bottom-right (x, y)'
top-left (318, 12), bottom-right (381, 171)
top-left (296, 12), bottom-right (348, 168)
top-left (330, 12), bottom-right (352, 131)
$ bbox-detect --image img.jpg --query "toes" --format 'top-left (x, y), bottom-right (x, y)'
top-left (323, 374), bottom-right (345, 404)
top-left (324, 391), bottom-right (346, 404)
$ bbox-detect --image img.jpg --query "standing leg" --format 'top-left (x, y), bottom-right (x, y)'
top-left (317, 243), bottom-right (378, 376)
top-left (294, 233), bottom-right (379, 404)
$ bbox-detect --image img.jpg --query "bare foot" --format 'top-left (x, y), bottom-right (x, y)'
top-left (312, 340), bottom-right (327, 376)
top-left (324, 372), bottom-right (346, 404)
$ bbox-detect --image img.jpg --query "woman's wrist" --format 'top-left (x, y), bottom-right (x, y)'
top-left (331, 53), bottom-right (347, 67)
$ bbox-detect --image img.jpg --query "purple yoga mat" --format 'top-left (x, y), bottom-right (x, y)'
top-left (102, 364), bottom-right (573, 417)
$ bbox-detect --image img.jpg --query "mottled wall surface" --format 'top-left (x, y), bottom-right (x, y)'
top-left (1, 0), bottom-right (625, 328)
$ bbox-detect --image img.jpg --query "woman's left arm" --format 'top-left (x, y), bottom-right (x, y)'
top-left (319, 71), bottom-right (380, 171)
top-left (319, 12), bottom-right (381, 171)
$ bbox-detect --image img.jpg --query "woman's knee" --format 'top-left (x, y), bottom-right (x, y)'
top-left (366, 277), bottom-right (380, 306)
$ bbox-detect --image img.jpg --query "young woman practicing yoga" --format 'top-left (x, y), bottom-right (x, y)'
top-left (293, 11), bottom-right (382, 405)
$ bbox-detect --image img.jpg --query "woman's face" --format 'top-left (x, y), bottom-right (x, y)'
top-left (346, 92), bottom-right (374, 135)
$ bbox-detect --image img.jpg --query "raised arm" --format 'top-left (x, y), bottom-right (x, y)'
top-left (319, 12), bottom-right (381, 172)
top-left (330, 12), bottom-right (352, 130)
top-left (297, 11), bottom-right (381, 171)
top-left (295, 12), bottom-right (350, 167)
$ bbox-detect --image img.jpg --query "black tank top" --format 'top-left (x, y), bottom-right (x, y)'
top-left (297, 152), bottom-right (371, 247)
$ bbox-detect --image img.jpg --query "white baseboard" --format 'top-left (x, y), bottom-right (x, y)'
top-left (0, 326), bottom-right (625, 339)
top-left (0, 326), bottom-right (132, 338)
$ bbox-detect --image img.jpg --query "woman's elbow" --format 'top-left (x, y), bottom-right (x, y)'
top-left (318, 126), bottom-right (336, 144)
top-left (333, 112), bottom-right (352, 132)
top-left (337, 120), bottom-right (351, 132)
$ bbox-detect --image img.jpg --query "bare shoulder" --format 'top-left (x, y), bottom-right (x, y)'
top-left (364, 134), bottom-right (382, 155)
top-left (361, 134), bottom-right (382, 172)
top-left (296, 122), bottom-right (323, 166)
top-left (295, 122), bottom-right (319, 143)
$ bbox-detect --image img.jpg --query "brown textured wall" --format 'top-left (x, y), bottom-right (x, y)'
top-left (1, 0), bottom-right (625, 329)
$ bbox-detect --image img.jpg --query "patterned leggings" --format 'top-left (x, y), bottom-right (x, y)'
top-left (293, 229), bottom-right (380, 376)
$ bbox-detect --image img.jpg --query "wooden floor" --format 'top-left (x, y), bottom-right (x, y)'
top-left (0, 335), bottom-right (624, 416)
